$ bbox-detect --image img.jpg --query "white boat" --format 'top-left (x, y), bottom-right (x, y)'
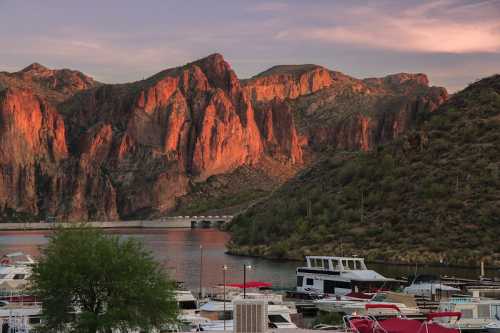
top-left (487, 321), bottom-right (500, 333)
top-left (485, 319), bottom-right (500, 333)
top-left (0, 253), bottom-right (35, 284)
top-left (198, 300), bottom-right (297, 329)
top-left (404, 275), bottom-right (460, 299)
top-left (313, 292), bottom-right (373, 312)
top-left (296, 256), bottom-right (398, 296)
top-left (0, 253), bottom-right (36, 303)
top-left (315, 291), bottom-right (421, 316)
top-left (0, 304), bottom-right (43, 332)
top-left (175, 290), bottom-right (198, 315)
top-left (199, 319), bottom-right (234, 331)
top-left (438, 295), bottom-right (500, 330)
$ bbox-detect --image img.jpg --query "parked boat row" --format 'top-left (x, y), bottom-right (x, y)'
top-left (2, 251), bottom-right (500, 332)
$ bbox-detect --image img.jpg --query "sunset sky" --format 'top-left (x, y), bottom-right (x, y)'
top-left (1, 0), bottom-right (499, 92)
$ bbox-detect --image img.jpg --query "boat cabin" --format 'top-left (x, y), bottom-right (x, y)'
top-left (296, 256), bottom-right (396, 296)
top-left (439, 295), bottom-right (500, 329)
top-left (305, 256), bottom-right (368, 271)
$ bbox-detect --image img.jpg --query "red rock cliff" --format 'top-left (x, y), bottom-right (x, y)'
top-left (0, 55), bottom-right (447, 221)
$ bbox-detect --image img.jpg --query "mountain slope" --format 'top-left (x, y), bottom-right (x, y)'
top-left (228, 75), bottom-right (500, 267)
top-left (0, 54), bottom-right (446, 221)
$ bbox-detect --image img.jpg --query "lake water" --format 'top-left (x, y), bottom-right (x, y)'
top-left (0, 228), bottom-right (498, 293)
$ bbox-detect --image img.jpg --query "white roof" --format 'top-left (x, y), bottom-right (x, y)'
top-left (175, 290), bottom-right (196, 302)
top-left (339, 270), bottom-right (392, 282)
top-left (307, 256), bottom-right (365, 261)
top-left (200, 301), bottom-right (232, 312)
top-left (0, 305), bottom-right (41, 317)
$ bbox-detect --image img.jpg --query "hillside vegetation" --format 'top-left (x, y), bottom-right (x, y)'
top-left (228, 75), bottom-right (500, 267)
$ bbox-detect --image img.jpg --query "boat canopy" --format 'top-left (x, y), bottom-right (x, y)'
top-left (225, 281), bottom-right (272, 289)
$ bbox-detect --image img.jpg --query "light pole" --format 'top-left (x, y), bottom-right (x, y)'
top-left (243, 264), bottom-right (252, 299)
top-left (199, 245), bottom-right (203, 299)
top-left (223, 265), bottom-right (228, 331)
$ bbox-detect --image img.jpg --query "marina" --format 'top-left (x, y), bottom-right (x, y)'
top-left (1, 229), bottom-right (499, 291)
top-left (0, 228), bottom-right (500, 332)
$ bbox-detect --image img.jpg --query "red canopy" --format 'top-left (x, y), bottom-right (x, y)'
top-left (225, 281), bottom-right (272, 289)
top-left (349, 317), bottom-right (460, 333)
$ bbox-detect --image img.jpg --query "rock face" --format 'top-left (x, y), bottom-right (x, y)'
top-left (0, 54), bottom-right (448, 221)
top-left (242, 65), bottom-right (337, 102)
top-left (243, 68), bottom-right (447, 152)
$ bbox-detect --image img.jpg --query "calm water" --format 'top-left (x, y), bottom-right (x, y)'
top-left (0, 229), bottom-right (498, 292)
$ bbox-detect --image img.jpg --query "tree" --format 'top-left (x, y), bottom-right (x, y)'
top-left (31, 226), bottom-right (178, 333)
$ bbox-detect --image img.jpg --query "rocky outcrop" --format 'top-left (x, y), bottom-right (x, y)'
top-left (0, 54), bottom-right (448, 221)
top-left (58, 53), bottom-right (302, 218)
top-left (0, 87), bottom-right (66, 215)
top-left (244, 69), bottom-right (447, 152)
top-left (243, 65), bottom-right (337, 102)
top-left (0, 63), bottom-right (99, 104)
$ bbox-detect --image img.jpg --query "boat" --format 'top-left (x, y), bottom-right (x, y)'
top-left (0, 303), bottom-right (43, 333)
top-left (296, 256), bottom-right (399, 296)
top-left (487, 321), bottom-right (500, 333)
top-left (0, 253), bottom-right (37, 306)
top-left (404, 275), bottom-right (461, 299)
top-left (0, 253), bottom-right (35, 283)
top-left (198, 300), bottom-right (297, 329)
top-left (315, 291), bottom-right (421, 316)
top-left (345, 304), bottom-right (461, 333)
top-left (175, 290), bottom-right (198, 315)
top-left (438, 294), bottom-right (500, 330)
top-left (313, 292), bottom-right (373, 312)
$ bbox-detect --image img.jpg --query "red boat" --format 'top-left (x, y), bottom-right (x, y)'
top-left (345, 304), bottom-right (461, 333)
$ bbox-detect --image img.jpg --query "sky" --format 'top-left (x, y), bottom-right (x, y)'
top-left (0, 0), bottom-right (499, 92)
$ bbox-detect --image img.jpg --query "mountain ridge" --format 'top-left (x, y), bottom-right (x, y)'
top-left (0, 54), bottom-right (447, 221)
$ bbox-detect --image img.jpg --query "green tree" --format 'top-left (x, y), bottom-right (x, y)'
top-left (31, 226), bottom-right (178, 333)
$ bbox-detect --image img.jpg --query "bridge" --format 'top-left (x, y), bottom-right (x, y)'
top-left (0, 215), bottom-right (235, 230)
top-left (157, 215), bottom-right (234, 228)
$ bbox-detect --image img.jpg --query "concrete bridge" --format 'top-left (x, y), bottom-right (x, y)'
top-left (0, 215), bottom-right (234, 230)
top-left (158, 215), bottom-right (234, 228)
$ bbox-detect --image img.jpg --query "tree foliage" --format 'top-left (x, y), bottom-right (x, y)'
top-left (31, 226), bottom-right (178, 333)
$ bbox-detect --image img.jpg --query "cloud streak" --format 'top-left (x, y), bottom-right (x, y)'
top-left (276, 0), bottom-right (500, 54)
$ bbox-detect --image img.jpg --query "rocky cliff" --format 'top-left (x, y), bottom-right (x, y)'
top-left (243, 66), bottom-right (447, 152)
top-left (0, 54), bottom-right (447, 221)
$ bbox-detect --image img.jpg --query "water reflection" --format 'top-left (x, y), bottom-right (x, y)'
top-left (0, 229), bottom-right (497, 292)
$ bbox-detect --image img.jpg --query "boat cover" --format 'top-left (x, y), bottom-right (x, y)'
top-left (226, 281), bottom-right (272, 288)
top-left (348, 305), bottom-right (461, 333)
top-left (349, 317), bottom-right (460, 333)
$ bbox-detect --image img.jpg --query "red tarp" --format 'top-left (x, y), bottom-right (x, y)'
top-left (225, 281), bottom-right (272, 289)
top-left (427, 312), bottom-right (462, 321)
top-left (350, 318), bottom-right (460, 333)
top-left (349, 316), bottom-right (461, 333)
top-left (345, 292), bottom-right (373, 300)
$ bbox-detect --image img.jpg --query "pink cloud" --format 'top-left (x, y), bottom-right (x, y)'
top-left (276, 0), bottom-right (500, 54)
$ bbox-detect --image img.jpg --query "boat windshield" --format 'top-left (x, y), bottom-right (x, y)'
top-left (268, 315), bottom-right (288, 323)
top-left (179, 301), bottom-right (197, 310)
top-left (371, 294), bottom-right (387, 302)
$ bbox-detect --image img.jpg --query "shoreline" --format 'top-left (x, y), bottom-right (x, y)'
top-left (225, 249), bottom-right (500, 271)
top-left (0, 220), bottom-right (197, 230)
